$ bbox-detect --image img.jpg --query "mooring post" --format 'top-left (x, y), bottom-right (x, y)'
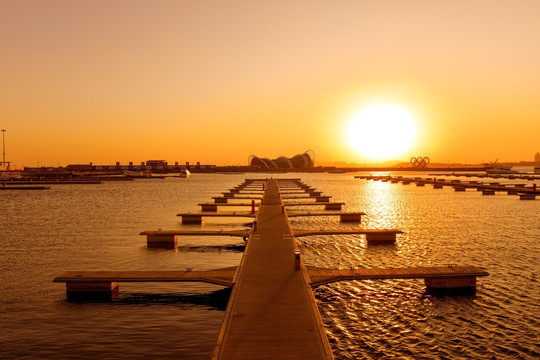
top-left (294, 251), bottom-right (301, 270)
top-left (251, 199), bottom-right (255, 214)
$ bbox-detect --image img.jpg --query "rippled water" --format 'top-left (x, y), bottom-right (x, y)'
top-left (1, 172), bottom-right (538, 359)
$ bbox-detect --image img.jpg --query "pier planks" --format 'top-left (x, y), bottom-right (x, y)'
top-left (308, 266), bottom-right (489, 287)
top-left (212, 179), bottom-right (334, 360)
top-left (53, 267), bottom-right (237, 287)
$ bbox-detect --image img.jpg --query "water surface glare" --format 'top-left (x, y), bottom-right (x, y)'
top-left (0, 172), bottom-right (538, 359)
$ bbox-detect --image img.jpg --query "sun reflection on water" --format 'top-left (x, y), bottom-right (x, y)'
top-left (358, 179), bottom-right (403, 229)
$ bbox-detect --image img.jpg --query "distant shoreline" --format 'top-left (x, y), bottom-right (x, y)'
top-left (4, 165), bottom-right (536, 176)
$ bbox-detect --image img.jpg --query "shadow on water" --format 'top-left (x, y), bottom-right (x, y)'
top-left (424, 287), bottom-right (477, 297)
top-left (177, 244), bottom-right (246, 253)
top-left (144, 244), bottom-right (246, 252)
top-left (67, 287), bottom-right (232, 310)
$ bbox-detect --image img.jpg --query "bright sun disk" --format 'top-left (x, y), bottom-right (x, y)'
top-left (346, 103), bottom-right (418, 161)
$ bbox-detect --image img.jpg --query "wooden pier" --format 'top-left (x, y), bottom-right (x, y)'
top-left (356, 175), bottom-right (537, 199)
top-left (308, 265), bottom-right (488, 288)
top-left (177, 211), bottom-right (256, 224)
top-left (54, 267), bottom-right (237, 287)
top-left (0, 184), bottom-right (50, 190)
top-left (293, 228), bottom-right (403, 243)
top-left (139, 229), bottom-right (251, 249)
top-left (211, 179), bottom-right (334, 359)
top-left (54, 177), bottom-right (490, 359)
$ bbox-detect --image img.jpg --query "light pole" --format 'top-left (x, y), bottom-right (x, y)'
top-left (1, 129), bottom-right (5, 166)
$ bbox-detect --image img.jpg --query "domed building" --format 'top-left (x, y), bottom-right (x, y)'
top-left (248, 151), bottom-right (314, 170)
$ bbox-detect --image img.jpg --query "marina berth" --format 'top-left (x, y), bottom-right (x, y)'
top-left (53, 177), bottom-right (490, 360)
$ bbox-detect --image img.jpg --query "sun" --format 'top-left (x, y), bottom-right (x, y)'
top-left (346, 103), bottom-right (418, 161)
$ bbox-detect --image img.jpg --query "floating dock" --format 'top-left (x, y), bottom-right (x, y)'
top-left (0, 185), bottom-right (50, 190)
top-left (54, 177), bottom-right (489, 359)
top-left (356, 175), bottom-right (537, 199)
top-left (308, 265), bottom-right (488, 288)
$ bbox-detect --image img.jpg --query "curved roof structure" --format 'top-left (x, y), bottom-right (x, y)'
top-left (249, 151), bottom-right (314, 170)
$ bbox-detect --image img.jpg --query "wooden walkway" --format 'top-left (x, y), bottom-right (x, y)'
top-left (140, 229), bottom-right (250, 238)
top-left (356, 175), bottom-right (538, 198)
top-left (212, 179), bottom-right (334, 360)
top-left (0, 186), bottom-right (50, 190)
top-left (308, 265), bottom-right (488, 287)
top-left (53, 177), bottom-right (490, 359)
top-left (54, 267), bottom-right (237, 287)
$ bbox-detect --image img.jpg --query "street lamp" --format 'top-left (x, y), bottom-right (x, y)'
top-left (1, 129), bottom-right (5, 166)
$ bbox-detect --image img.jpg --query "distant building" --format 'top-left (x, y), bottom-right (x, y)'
top-left (535, 152), bottom-right (540, 164)
top-left (68, 161), bottom-right (216, 171)
top-left (248, 151), bottom-right (315, 170)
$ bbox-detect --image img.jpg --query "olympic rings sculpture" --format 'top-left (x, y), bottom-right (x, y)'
top-left (410, 156), bottom-right (430, 168)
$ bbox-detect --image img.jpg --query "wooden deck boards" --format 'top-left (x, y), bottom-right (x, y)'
top-left (308, 266), bottom-right (489, 287)
top-left (53, 267), bottom-right (237, 287)
top-left (293, 229), bottom-right (402, 237)
top-left (286, 211), bottom-right (365, 217)
top-left (176, 212), bottom-right (256, 218)
top-left (212, 179), bottom-right (334, 360)
top-left (139, 229), bottom-right (250, 237)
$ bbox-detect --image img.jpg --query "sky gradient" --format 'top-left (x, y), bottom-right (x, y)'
top-left (2, 0), bottom-right (539, 166)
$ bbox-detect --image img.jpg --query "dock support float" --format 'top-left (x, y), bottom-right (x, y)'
top-left (201, 204), bottom-right (219, 212)
top-left (424, 276), bottom-right (476, 289)
top-left (365, 232), bottom-right (397, 243)
top-left (340, 213), bottom-right (362, 222)
top-left (146, 234), bottom-right (178, 249)
top-left (519, 194), bottom-right (536, 200)
top-left (182, 214), bottom-right (203, 224)
top-left (66, 282), bottom-right (119, 301)
top-left (325, 203), bottom-right (342, 210)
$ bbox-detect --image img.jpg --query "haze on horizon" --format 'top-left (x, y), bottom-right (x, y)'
top-left (1, 0), bottom-right (539, 167)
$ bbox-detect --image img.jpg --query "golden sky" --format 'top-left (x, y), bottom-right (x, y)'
top-left (2, 0), bottom-right (539, 166)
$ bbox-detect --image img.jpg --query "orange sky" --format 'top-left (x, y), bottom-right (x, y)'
top-left (2, 0), bottom-right (539, 167)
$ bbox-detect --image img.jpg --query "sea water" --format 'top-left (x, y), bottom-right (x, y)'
top-left (0, 172), bottom-right (538, 359)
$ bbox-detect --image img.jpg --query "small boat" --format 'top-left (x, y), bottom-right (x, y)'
top-left (485, 166), bottom-right (518, 174)
top-left (327, 169), bottom-right (346, 174)
top-left (179, 168), bottom-right (191, 178)
top-left (534, 166), bottom-right (540, 174)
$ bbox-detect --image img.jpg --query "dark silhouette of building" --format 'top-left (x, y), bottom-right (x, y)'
top-left (535, 152), bottom-right (540, 164)
top-left (248, 151), bottom-right (315, 170)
